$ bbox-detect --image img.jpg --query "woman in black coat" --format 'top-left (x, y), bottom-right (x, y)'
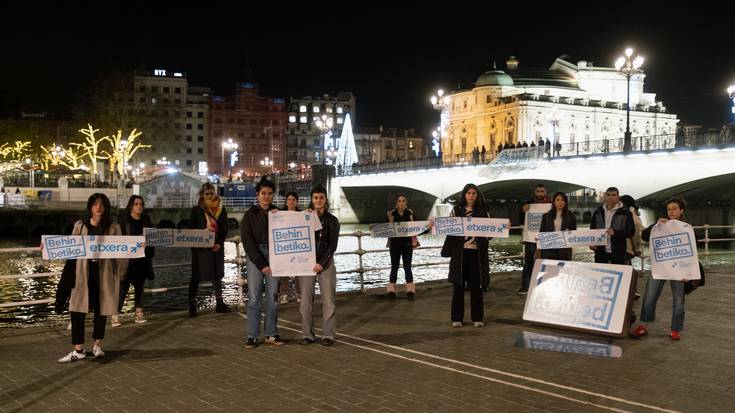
top-left (538, 192), bottom-right (577, 261)
top-left (441, 183), bottom-right (492, 327)
top-left (188, 182), bottom-right (229, 316)
top-left (112, 195), bottom-right (155, 326)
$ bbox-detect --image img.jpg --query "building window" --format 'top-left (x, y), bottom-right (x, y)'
top-left (197, 124), bottom-right (203, 130)
top-left (186, 148), bottom-right (192, 154)
top-left (151, 87), bottom-right (158, 93)
top-left (186, 124), bottom-right (192, 130)
top-left (326, 106), bottom-right (333, 113)
top-left (163, 87), bottom-right (170, 93)
top-left (186, 160), bottom-right (192, 166)
top-left (197, 136), bottom-right (203, 142)
top-left (186, 136), bottom-right (192, 142)
top-left (336, 106), bottom-right (343, 114)
top-left (337, 117), bottom-right (344, 124)
top-left (315, 152), bottom-right (320, 162)
top-left (313, 105), bottom-right (320, 113)
top-left (197, 148), bottom-right (203, 154)
top-left (138, 85), bottom-right (146, 92)
top-left (289, 115), bottom-right (297, 123)
top-left (175, 87), bottom-right (181, 93)
top-left (409, 141), bottom-right (414, 149)
top-left (300, 115), bottom-right (307, 123)
top-left (186, 112), bottom-right (192, 118)
top-left (139, 97), bottom-right (146, 103)
top-left (299, 105), bottom-right (307, 112)
top-left (198, 112), bottom-right (203, 118)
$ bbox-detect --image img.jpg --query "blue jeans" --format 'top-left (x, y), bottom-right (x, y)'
top-left (640, 277), bottom-right (685, 331)
top-left (246, 244), bottom-right (280, 338)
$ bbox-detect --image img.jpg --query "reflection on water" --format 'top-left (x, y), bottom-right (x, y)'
top-left (514, 331), bottom-right (623, 358)
top-left (2, 225), bottom-right (733, 328)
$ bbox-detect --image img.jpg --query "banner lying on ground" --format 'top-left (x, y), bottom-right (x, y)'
top-left (42, 235), bottom-right (146, 260)
top-left (268, 211), bottom-right (320, 277)
top-left (143, 228), bottom-right (215, 248)
top-left (522, 203), bottom-right (552, 242)
top-left (369, 221), bottom-right (431, 238)
top-left (649, 219), bottom-right (701, 281)
top-left (431, 217), bottom-right (511, 238)
top-left (516, 331), bottom-right (622, 358)
top-left (536, 229), bottom-right (608, 250)
top-left (522, 260), bottom-right (634, 336)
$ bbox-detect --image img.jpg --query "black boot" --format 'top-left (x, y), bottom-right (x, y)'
top-left (215, 300), bottom-right (231, 313)
top-left (189, 299), bottom-right (198, 317)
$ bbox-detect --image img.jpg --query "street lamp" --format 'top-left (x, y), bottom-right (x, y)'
top-left (314, 114), bottom-right (335, 165)
top-left (260, 156), bottom-right (273, 173)
top-left (615, 47), bottom-right (645, 152)
top-left (51, 145), bottom-right (66, 166)
top-left (429, 88), bottom-right (447, 161)
top-left (728, 84), bottom-right (735, 125)
top-left (25, 158), bottom-right (35, 188)
top-left (221, 138), bottom-right (238, 177)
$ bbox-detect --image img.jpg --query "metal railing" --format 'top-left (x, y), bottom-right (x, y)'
top-left (0, 224), bottom-right (732, 311)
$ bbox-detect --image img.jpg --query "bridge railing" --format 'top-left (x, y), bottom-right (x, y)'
top-left (1, 224), bottom-right (732, 312)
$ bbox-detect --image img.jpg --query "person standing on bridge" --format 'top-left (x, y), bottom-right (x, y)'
top-left (188, 182), bottom-right (230, 317)
top-left (518, 184), bottom-right (550, 294)
top-left (111, 195), bottom-right (155, 327)
top-left (300, 185), bottom-right (340, 345)
top-left (241, 178), bottom-right (282, 349)
top-left (442, 183), bottom-right (492, 327)
top-left (386, 194), bottom-right (420, 300)
top-left (58, 193), bottom-right (128, 363)
top-left (538, 192), bottom-right (577, 261)
top-left (631, 198), bottom-right (690, 341)
top-left (589, 187), bottom-right (635, 265)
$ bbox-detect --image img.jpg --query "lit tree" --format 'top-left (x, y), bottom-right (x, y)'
top-left (71, 124), bottom-right (111, 184)
top-left (0, 141), bottom-right (33, 161)
top-left (101, 128), bottom-right (150, 182)
top-left (58, 145), bottom-right (87, 171)
top-left (40, 144), bottom-right (68, 170)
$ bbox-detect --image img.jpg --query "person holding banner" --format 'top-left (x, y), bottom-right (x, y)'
top-left (442, 183), bottom-right (491, 327)
top-left (300, 185), bottom-right (340, 345)
top-left (241, 178), bottom-right (282, 349)
top-left (386, 194), bottom-right (419, 300)
top-left (58, 193), bottom-right (128, 363)
top-left (631, 198), bottom-right (690, 341)
top-left (111, 195), bottom-right (156, 326)
top-left (589, 187), bottom-right (635, 265)
top-left (188, 183), bottom-right (230, 317)
top-left (538, 192), bottom-right (577, 261)
top-left (518, 184), bottom-right (550, 294)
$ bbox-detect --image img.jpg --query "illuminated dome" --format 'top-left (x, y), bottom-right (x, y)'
top-left (475, 70), bottom-right (514, 87)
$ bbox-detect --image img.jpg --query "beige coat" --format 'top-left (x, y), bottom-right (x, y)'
top-left (69, 220), bottom-right (128, 316)
top-left (626, 207), bottom-right (644, 258)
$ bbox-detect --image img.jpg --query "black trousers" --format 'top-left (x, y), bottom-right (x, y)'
top-left (451, 250), bottom-right (484, 323)
top-left (189, 274), bottom-right (224, 302)
top-left (118, 277), bottom-right (145, 312)
top-left (595, 252), bottom-right (626, 265)
top-left (389, 244), bottom-right (413, 283)
top-left (71, 261), bottom-right (106, 345)
top-left (521, 242), bottom-right (537, 289)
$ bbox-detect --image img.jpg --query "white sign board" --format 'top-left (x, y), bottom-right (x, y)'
top-left (522, 203), bottom-right (552, 242)
top-left (143, 228), bottom-right (215, 248)
top-left (649, 220), bottom-right (701, 281)
top-left (42, 235), bottom-right (146, 260)
top-left (370, 221), bottom-right (430, 238)
top-left (431, 217), bottom-right (511, 238)
top-left (517, 331), bottom-right (622, 358)
top-left (537, 229), bottom-right (608, 250)
top-left (522, 260), bottom-right (634, 336)
top-left (268, 211), bottom-right (319, 277)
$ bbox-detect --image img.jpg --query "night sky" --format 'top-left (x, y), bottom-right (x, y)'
top-left (2, 3), bottom-right (733, 135)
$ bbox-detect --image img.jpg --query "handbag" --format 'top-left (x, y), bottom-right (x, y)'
top-left (411, 236), bottom-right (420, 248)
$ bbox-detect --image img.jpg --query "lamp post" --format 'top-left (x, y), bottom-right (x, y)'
top-left (615, 47), bottom-right (645, 153)
top-left (25, 158), bottom-right (34, 188)
top-left (221, 138), bottom-right (238, 177)
top-left (51, 145), bottom-right (66, 166)
top-left (260, 157), bottom-right (273, 173)
top-left (430, 88), bottom-right (447, 162)
top-left (728, 84), bottom-right (735, 125)
top-left (314, 114), bottom-right (335, 165)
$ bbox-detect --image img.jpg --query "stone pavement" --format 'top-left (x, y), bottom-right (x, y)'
top-left (1, 267), bottom-right (733, 413)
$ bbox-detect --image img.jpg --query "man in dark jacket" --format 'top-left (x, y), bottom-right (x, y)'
top-left (241, 178), bottom-right (282, 349)
top-left (518, 184), bottom-right (550, 294)
top-left (589, 187), bottom-right (635, 264)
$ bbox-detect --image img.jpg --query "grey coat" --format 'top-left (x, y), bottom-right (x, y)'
top-left (68, 220), bottom-right (128, 316)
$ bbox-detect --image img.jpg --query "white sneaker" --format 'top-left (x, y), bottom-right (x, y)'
top-left (58, 350), bottom-right (86, 363)
top-left (92, 345), bottom-right (105, 358)
top-left (66, 322), bottom-right (72, 331)
top-left (452, 322), bottom-right (463, 327)
top-left (134, 312), bottom-right (148, 324)
top-left (473, 322), bottom-right (485, 327)
top-left (279, 294), bottom-right (288, 304)
top-left (110, 314), bottom-right (122, 327)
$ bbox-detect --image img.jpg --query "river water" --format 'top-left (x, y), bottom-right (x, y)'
top-left (2, 224), bottom-right (732, 328)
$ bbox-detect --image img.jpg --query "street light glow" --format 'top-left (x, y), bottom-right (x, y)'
top-left (625, 47), bottom-right (633, 57)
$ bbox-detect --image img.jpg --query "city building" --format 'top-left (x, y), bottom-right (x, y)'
top-left (0, 112), bottom-right (77, 146)
top-left (185, 87), bottom-right (211, 176)
top-left (209, 82), bottom-right (287, 177)
top-left (286, 92), bottom-right (355, 165)
top-left (354, 126), bottom-right (430, 164)
top-left (439, 57), bottom-right (679, 162)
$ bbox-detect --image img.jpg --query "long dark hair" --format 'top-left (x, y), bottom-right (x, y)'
top-left (457, 183), bottom-right (486, 210)
top-left (85, 193), bottom-right (112, 234)
top-left (551, 192), bottom-right (569, 216)
top-left (124, 195), bottom-right (145, 217)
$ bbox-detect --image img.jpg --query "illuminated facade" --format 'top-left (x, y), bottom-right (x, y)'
top-left (440, 57), bottom-right (679, 161)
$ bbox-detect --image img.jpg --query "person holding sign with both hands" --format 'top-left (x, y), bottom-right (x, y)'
top-left (385, 194), bottom-right (420, 300)
top-left (538, 192), bottom-right (577, 261)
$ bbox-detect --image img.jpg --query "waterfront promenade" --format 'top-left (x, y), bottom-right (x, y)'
top-left (1, 268), bottom-right (733, 413)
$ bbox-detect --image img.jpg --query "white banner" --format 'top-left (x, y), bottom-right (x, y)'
top-left (431, 217), bottom-right (510, 238)
top-left (537, 229), bottom-right (608, 250)
top-left (268, 211), bottom-right (319, 277)
top-left (649, 220), bottom-right (701, 281)
top-left (143, 228), bottom-right (215, 248)
top-left (522, 203), bottom-right (552, 242)
top-left (42, 235), bottom-right (146, 260)
top-left (370, 221), bottom-right (431, 238)
top-left (523, 260), bottom-right (634, 336)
